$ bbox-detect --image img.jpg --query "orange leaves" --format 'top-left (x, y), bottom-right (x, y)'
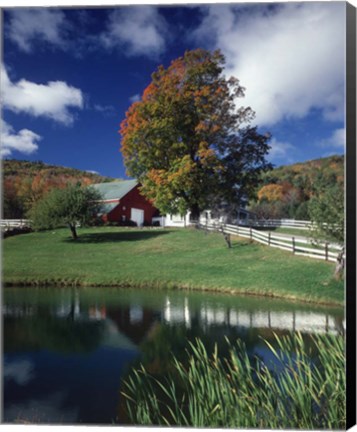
top-left (211, 124), bottom-right (221, 134)
top-left (142, 83), bottom-right (158, 101)
top-left (147, 169), bottom-right (168, 187)
top-left (195, 121), bottom-right (220, 135)
top-left (118, 48), bottom-right (259, 216)
top-left (258, 184), bottom-right (285, 202)
top-left (195, 122), bottom-right (208, 133)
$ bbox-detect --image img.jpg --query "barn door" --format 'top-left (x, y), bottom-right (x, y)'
top-left (131, 208), bottom-right (144, 226)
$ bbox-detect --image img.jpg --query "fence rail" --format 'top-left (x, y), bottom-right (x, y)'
top-left (238, 219), bottom-right (312, 230)
top-left (237, 218), bottom-right (341, 231)
top-left (199, 222), bottom-right (344, 263)
top-left (1, 219), bottom-right (32, 230)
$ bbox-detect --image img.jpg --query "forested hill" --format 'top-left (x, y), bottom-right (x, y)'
top-left (3, 159), bottom-right (115, 219)
top-left (263, 155), bottom-right (344, 187)
top-left (3, 159), bottom-right (113, 183)
top-left (249, 154), bottom-right (344, 220)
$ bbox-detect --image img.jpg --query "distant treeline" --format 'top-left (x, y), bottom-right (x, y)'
top-left (2, 159), bottom-right (115, 219)
top-left (248, 154), bottom-right (344, 220)
top-left (2, 155), bottom-right (344, 222)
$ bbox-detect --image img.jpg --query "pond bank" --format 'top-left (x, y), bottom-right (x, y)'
top-left (3, 227), bottom-right (344, 307)
top-left (3, 280), bottom-right (344, 307)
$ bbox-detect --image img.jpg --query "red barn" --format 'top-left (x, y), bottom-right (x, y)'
top-left (92, 180), bottom-right (160, 226)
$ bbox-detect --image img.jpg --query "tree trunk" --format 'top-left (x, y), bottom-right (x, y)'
top-left (69, 223), bottom-right (78, 240)
top-left (189, 204), bottom-right (200, 222)
top-left (334, 247), bottom-right (345, 280)
top-left (223, 232), bottom-right (231, 248)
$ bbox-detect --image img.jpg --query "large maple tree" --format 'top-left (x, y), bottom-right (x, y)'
top-left (120, 49), bottom-right (272, 220)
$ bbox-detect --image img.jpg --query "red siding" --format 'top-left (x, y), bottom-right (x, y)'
top-left (106, 185), bottom-right (159, 224)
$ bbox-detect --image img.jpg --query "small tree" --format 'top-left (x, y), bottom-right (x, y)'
top-left (308, 179), bottom-right (344, 279)
top-left (308, 182), bottom-right (344, 243)
top-left (29, 183), bottom-right (102, 239)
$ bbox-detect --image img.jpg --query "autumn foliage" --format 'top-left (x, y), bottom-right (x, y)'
top-left (249, 155), bottom-right (344, 221)
top-left (2, 159), bottom-right (113, 219)
top-left (120, 49), bottom-right (271, 219)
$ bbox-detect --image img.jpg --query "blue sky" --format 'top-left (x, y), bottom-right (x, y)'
top-left (1, 2), bottom-right (346, 179)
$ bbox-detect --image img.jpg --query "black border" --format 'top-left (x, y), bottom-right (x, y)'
top-left (346, 2), bottom-right (356, 430)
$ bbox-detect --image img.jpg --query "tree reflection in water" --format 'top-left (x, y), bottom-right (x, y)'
top-left (3, 287), bottom-right (344, 425)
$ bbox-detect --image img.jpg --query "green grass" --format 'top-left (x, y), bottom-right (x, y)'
top-left (273, 227), bottom-right (315, 237)
top-left (122, 333), bottom-right (345, 429)
top-left (3, 226), bottom-right (343, 305)
top-left (273, 227), bottom-right (340, 243)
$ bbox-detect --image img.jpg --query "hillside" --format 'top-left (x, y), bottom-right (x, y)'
top-left (263, 155), bottom-right (344, 191)
top-left (3, 159), bottom-right (115, 219)
top-left (249, 154), bottom-right (344, 220)
top-left (3, 159), bottom-right (114, 182)
top-left (2, 155), bottom-right (344, 221)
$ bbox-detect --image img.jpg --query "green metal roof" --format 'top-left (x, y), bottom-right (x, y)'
top-left (91, 180), bottom-right (138, 201)
top-left (97, 202), bottom-right (118, 215)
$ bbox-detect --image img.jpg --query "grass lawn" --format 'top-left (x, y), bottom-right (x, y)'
top-left (2, 226), bottom-right (344, 305)
top-left (272, 227), bottom-right (314, 237)
top-left (273, 227), bottom-right (340, 243)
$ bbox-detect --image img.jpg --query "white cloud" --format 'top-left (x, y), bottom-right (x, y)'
top-left (267, 137), bottom-right (295, 162)
top-left (6, 8), bottom-right (67, 53)
top-left (85, 169), bottom-right (99, 174)
top-left (93, 104), bottom-right (116, 117)
top-left (194, 3), bottom-right (345, 126)
top-left (101, 7), bottom-right (168, 57)
top-left (129, 94), bottom-right (141, 103)
top-left (1, 65), bottom-right (83, 125)
top-left (319, 128), bottom-right (346, 149)
top-left (1, 120), bottom-right (41, 158)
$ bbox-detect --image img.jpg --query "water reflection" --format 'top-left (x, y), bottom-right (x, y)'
top-left (3, 287), bottom-right (344, 424)
top-left (162, 296), bottom-right (345, 335)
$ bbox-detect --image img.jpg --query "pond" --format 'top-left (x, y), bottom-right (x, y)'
top-left (3, 287), bottom-right (344, 425)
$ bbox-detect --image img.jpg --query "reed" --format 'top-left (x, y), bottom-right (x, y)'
top-left (121, 332), bottom-right (345, 429)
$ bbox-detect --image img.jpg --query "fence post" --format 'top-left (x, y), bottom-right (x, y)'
top-left (250, 227), bottom-right (253, 240)
top-left (268, 232), bottom-right (271, 246)
top-left (292, 237), bottom-right (295, 254)
top-left (325, 242), bottom-right (329, 261)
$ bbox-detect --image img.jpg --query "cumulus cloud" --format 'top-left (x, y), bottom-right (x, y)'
top-left (101, 7), bottom-right (168, 57)
top-left (194, 3), bottom-right (345, 127)
top-left (1, 65), bottom-right (83, 125)
top-left (267, 137), bottom-right (295, 162)
top-left (1, 120), bottom-right (41, 158)
top-left (319, 128), bottom-right (346, 149)
top-left (6, 8), bottom-right (68, 53)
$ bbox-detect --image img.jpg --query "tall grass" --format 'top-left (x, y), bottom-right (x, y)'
top-left (122, 333), bottom-right (345, 429)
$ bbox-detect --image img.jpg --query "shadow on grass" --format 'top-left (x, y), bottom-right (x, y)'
top-left (63, 230), bottom-right (171, 244)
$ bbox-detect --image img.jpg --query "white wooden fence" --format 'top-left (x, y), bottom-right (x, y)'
top-left (1, 219), bottom-right (32, 230)
top-left (238, 218), bottom-right (341, 231)
top-left (241, 219), bottom-right (312, 230)
top-left (200, 222), bottom-right (344, 263)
